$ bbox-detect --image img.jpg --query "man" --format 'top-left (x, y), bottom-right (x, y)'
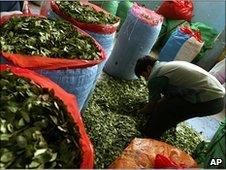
top-left (135, 55), bottom-right (225, 139)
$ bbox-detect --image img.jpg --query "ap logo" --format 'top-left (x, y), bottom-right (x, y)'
top-left (209, 158), bottom-right (223, 166)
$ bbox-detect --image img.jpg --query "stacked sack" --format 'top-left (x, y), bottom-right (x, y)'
top-left (0, 14), bottom-right (105, 110)
top-left (104, 4), bottom-right (163, 80)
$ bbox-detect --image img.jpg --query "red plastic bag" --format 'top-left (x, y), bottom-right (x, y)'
top-left (0, 14), bottom-right (106, 70)
top-left (156, 0), bottom-right (194, 21)
top-left (0, 64), bottom-right (94, 168)
top-left (50, 0), bottom-right (120, 34)
top-left (154, 154), bottom-right (188, 168)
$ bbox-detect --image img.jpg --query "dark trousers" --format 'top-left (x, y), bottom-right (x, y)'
top-left (144, 97), bottom-right (224, 139)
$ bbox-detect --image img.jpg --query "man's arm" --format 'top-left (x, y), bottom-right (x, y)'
top-left (138, 76), bottom-right (169, 114)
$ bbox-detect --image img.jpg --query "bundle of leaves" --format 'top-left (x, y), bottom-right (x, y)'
top-left (83, 73), bottom-right (205, 168)
top-left (56, 1), bottom-right (119, 24)
top-left (0, 71), bottom-right (82, 169)
top-left (1, 16), bottom-right (101, 60)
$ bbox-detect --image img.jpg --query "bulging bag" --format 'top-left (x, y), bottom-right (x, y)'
top-left (158, 26), bottom-right (204, 62)
top-left (104, 4), bottom-right (163, 80)
top-left (0, 14), bottom-right (106, 110)
top-left (40, 1), bottom-right (120, 111)
top-left (156, 0), bottom-right (194, 21)
top-left (109, 138), bottom-right (197, 168)
top-left (0, 64), bottom-right (94, 168)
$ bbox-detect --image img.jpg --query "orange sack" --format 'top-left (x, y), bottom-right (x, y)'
top-left (109, 138), bottom-right (197, 168)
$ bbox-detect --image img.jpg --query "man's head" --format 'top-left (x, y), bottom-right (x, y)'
top-left (135, 55), bottom-right (157, 80)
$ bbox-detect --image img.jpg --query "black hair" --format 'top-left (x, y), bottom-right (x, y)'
top-left (134, 55), bottom-right (157, 78)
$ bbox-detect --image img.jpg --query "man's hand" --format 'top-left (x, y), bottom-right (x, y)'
top-left (137, 101), bottom-right (156, 114)
top-left (1, 11), bottom-right (23, 17)
top-left (126, 101), bottom-right (147, 114)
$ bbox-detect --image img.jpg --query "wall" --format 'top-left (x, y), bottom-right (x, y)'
top-left (192, 0), bottom-right (225, 33)
top-left (134, 0), bottom-right (225, 33)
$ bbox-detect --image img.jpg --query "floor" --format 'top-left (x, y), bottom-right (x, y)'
top-left (185, 111), bottom-right (225, 141)
top-left (29, 1), bottom-right (226, 141)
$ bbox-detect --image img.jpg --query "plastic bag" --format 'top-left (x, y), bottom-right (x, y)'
top-left (153, 19), bottom-right (190, 50)
top-left (158, 26), bottom-right (204, 62)
top-left (154, 154), bottom-right (189, 168)
top-left (156, 0), bottom-right (194, 21)
top-left (116, 0), bottom-right (133, 29)
top-left (209, 58), bottom-right (225, 84)
top-left (109, 138), bottom-right (197, 168)
top-left (204, 119), bottom-right (226, 168)
top-left (191, 22), bottom-right (219, 63)
top-left (104, 4), bottom-right (163, 80)
top-left (0, 64), bottom-right (94, 168)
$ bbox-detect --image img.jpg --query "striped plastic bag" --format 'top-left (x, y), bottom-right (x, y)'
top-left (158, 26), bottom-right (204, 62)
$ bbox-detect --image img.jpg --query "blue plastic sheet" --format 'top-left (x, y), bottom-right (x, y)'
top-left (1, 56), bottom-right (98, 111)
top-left (86, 31), bottom-right (116, 77)
top-left (81, 31), bottom-right (116, 111)
top-left (37, 67), bottom-right (98, 110)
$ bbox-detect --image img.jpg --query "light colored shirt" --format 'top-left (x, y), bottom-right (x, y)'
top-left (148, 61), bottom-right (225, 103)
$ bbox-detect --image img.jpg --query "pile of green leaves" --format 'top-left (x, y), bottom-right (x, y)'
top-left (0, 71), bottom-right (82, 169)
top-left (1, 16), bottom-right (100, 60)
top-left (192, 141), bottom-right (209, 167)
top-left (161, 123), bottom-right (205, 154)
top-left (83, 73), bottom-right (205, 168)
top-left (56, 1), bottom-right (119, 24)
top-left (82, 73), bottom-right (149, 168)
